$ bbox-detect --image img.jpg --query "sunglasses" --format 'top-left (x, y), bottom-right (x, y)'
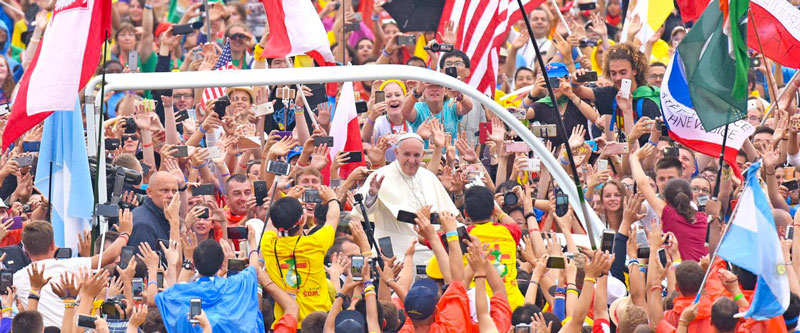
top-left (229, 33), bottom-right (248, 41)
top-left (122, 134), bottom-right (139, 141)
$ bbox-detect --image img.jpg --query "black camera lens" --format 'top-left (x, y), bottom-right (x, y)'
top-left (22, 204), bottom-right (31, 213)
top-left (503, 192), bottom-right (518, 206)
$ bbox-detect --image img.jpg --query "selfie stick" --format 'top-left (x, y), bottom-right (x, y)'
top-left (516, 0), bottom-right (596, 248)
top-left (352, 193), bottom-right (383, 265)
top-left (295, 84), bottom-right (319, 127)
top-left (256, 179), bottom-right (282, 251)
top-left (203, 0), bottom-right (211, 40)
top-left (549, 0), bottom-right (583, 57)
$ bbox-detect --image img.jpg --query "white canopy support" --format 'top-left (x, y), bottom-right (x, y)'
top-left (83, 65), bottom-right (604, 244)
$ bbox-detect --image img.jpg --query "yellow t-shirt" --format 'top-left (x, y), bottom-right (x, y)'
top-left (468, 222), bottom-right (525, 311)
top-left (261, 225), bottom-right (335, 328)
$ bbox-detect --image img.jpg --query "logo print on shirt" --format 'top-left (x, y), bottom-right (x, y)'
top-left (488, 244), bottom-right (510, 281)
top-left (280, 259), bottom-right (308, 289)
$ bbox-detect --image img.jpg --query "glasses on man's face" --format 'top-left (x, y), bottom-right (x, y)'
top-left (444, 61), bottom-right (465, 68)
top-left (690, 186), bottom-right (710, 194)
top-left (749, 115), bottom-right (761, 122)
top-left (173, 93), bottom-right (193, 100)
top-left (122, 134), bottom-right (139, 142)
top-left (649, 74), bottom-right (664, 80)
top-left (229, 33), bottom-right (248, 41)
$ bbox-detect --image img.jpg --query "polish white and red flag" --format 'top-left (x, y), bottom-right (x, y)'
top-left (328, 82), bottom-right (365, 180)
top-left (261, 0), bottom-right (336, 66)
top-left (747, 0), bottom-right (800, 68)
top-left (437, 0), bottom-right (544, 95)
top-left (3, 0), bottom-right (111, 148)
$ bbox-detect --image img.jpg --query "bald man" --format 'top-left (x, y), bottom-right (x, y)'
top-left (129, 171), bottom-right (179, 251)
top-left (773, 209), bottom-right (792, 239)
top-left (357, 133), bottom-right (458, 264)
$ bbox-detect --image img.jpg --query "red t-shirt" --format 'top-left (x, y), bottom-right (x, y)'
top-left (661, 205), bottom-right (708, 261)
top-left (398, 280), bottom-right (473, 333)
top-left (273, 313), bottom-right (298, 333)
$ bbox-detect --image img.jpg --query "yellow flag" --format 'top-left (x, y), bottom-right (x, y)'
top-left (413, 34), bottom-right (429, 62)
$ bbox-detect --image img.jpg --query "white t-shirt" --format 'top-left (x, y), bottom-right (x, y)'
top-left (371, 116), bottom-right (411, 162)
top-left (15, 257), bottom-right (92, 327)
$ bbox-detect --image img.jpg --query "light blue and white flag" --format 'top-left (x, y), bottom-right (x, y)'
top-left (717, 161), bottom-right (790, 320)
top-left (33, 98), bottom-right (93, 250)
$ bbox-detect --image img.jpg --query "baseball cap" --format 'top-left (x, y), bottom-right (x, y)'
top-left (287, 146), bottom-right (303, 161)
top-left (404, 278), bottom-right (439, 320)
top-left (0, 198), bottom-right (7, 209)
top-left (334, 310), bottom-right (366, 333)
top-left (545, 62), bottom-right (569, 78)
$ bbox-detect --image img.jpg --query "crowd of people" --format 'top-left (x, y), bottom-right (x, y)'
top-left (0, 0), bottom-right (798, 331)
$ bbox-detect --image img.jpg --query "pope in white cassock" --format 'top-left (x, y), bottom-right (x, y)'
top-left (356, 133), bottom-right (459, 265)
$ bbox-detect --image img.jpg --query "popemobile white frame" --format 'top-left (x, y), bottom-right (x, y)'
top-left (82, 64), bottom-right (603, 258)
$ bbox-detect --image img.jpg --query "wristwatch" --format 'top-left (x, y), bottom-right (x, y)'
top-left (412, 89), bottom-right (423, 99)
top-left (182, 260), bottom-right (194, 271)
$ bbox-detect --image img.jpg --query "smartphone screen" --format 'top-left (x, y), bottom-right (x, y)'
top-left (344, 151), bottom-right (363, 163)
top-left (601, 230), bottom-right (615, 253)
top-left (119, 246), bottom-right (136, 269)
top-left (546, 256), bottom-right (565, 269)
top-left (77, 314), bottom-right (96, 329)
top-left (192, 184), bottom-right (214, 196)
top-left (788, 225), bottom-right (795, 240)
top-left (157, 272), bottom-right (164, 289)
top-left (132, 278), bottom-right (144, 299)
top-left (55, 248), bottom-right (72, 259)
top-left (396, 210), bottom-right (417, 224)
top-left (227, 227), bottom-right (248, 240)
top-left (351, 255), bottom-right (365, 281)
top-left (189, 298), bottom-right (202, 323)
top-left (378, 237), bottom-right (394, 258)
top-left (0, 271), bottom-right (12, 295)
top-left (266, 160), bottom-right (291, 176)
top-left (227, 258), bottom-right (247, 273)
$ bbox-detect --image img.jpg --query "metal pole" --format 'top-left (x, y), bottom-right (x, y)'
top-left (760, 71), bottom-right (800, 126)
top-left (712, 121), bottom-right (730, 199)
top-left (549, 0), bottom-right (583, 57)
top-left (516, 0), bottom-right (596, 247)
top-left (89, 65), bottom-right (607, 239)
top-left (203, 0), bottom-right (211, 42)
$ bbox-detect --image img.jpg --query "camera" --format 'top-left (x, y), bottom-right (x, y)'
top-left (88, 157), bottom-right (145, 205)
top-left (424, 42), bottom-right (454, 53)
top-left (101, 295), bottom-right (127, 319)
top-left (22, 204), bottom-right (32, 213)
top-left (579, 38), bottom-right (597, 48)
top-left (503, 191), bottom-right (519, 206)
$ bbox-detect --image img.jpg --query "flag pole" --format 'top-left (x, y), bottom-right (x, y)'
top-left (693, 162), bottom-right (755, 304)
top-left (712, 115), bottom-right (730, 199)
top-left (549, 0), bottom-right (584, 57)
top-left (203, 0), bottom-right (211, 42)
top-left (515, 0), bottom-right (596, 248)
top-left (760, 71), bottom-right (800, 126)
top-left (47, 161), bottom-right (52, 222)
top-left (749, 10), bottom-right (781, 114)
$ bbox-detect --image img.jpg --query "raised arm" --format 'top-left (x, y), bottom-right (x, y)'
top-left (629, 144), bottom-right (667, 216)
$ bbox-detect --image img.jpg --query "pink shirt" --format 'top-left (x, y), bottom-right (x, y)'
top-left (661, 205), bottom-right (709, 261)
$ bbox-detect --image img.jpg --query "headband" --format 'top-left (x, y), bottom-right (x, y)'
top-left (379, 80), bottom-right (407, 95)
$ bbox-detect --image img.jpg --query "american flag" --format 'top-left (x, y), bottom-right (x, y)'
top-left (437, 0), bottom-right (544, 95)
top-left (202, 40), bottom-right (234, 105)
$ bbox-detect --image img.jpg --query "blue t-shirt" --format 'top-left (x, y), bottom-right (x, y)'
top-left (410, 100), bottom-right (463, 142)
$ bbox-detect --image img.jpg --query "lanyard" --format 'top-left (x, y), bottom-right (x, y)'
top-left (609, 98), bottom-right (644, 132)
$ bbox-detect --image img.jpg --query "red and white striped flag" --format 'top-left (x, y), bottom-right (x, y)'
top-left (438, 0), bottom-right (544, 95)
top-left (3, 0), bottom-right (111, 149)
top-left (328, 82), bottom-right (365, 179)
top-left (202, 40), bottom-right (234, 105)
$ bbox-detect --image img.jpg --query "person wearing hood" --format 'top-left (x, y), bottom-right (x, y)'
top-left (0, 20), bottom-right (23, 82)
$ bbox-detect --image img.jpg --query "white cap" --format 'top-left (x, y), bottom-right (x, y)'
top-left (0, 198), bottom-right (7, 208)
top-left (397, 133), bottom-right (424, 144)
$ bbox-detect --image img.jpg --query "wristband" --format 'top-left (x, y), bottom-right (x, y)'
top-left (27, 294), bottom-right (40, 301)
top-left (200, 127), bottom-right (208, 134)
top-left (249, 250), bottom-right (259, 257)
top-left (29, 290), bottom-right (40, 297)
top-left (367, 118), bottom-right (375, 125)
top-left (63, 298), bottom-right (76, 304)
top-left (474, 275), bottom-right (486, 280)
top-left (584, 277), bottom-right (596, 284)
top-left (650, 285), bottom-right (662, 292)
top-left (220, 173), bottom-right (231, 178)
top-left (144, 3), bottom-right (152, 9)
top-left (734, 293), bottom-right (744, 301)
top-left (147, 281), bottom-right (158, 287)
top-left (566, 289), bottom-right (579, 296)
top-left (444, 231), bottom-right (458, 238)
top-left (497, 212), bottom-right (507, 221)
top-left (446, 235), bottom-right (458, 243)
top-left (561, 317), bottom-right (573, 326)
top-left (626, 259), bottom-right (640, 267)
top-left (381, 48), bottom-right (392, 57)
top-left (326, 199), bottom-right (340, 206)
top-left (361, 251), bottom-right (373, 256)
top-left (142, 143), bottom-right (153, 148)
top-left (371, 14), bottom-right (380, 21)
top-left (191, 160), bottom-right (210, 169)
top-left (63, 303), bottom-right (76, 309)
top-left (647, 140), bottom-right (657, 146)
